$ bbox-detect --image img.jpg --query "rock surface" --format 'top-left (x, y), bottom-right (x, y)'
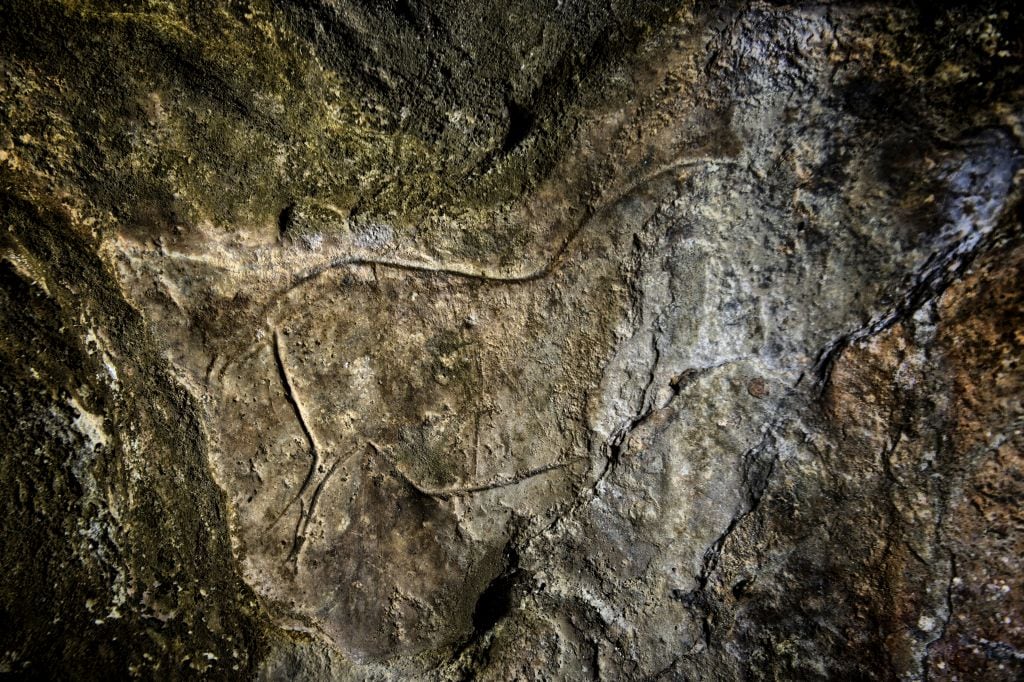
top-left (1, 1), bottom-right (1022, 679)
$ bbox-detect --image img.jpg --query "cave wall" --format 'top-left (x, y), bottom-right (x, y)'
top-left (0, 1), bottom-right (1021, 679)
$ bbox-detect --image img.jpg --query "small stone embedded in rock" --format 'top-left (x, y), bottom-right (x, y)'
top-left (747, 377), bottom-right (770, 399)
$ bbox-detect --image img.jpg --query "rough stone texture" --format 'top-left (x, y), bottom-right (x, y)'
top-left (1, 1), bottom-right (1022, 679)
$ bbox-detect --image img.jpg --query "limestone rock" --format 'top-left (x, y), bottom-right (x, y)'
top-left (1, 1), bottom-right (1021, 679)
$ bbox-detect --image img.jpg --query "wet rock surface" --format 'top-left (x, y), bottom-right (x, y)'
top-left (1, 1), bottom-right (1022, 679)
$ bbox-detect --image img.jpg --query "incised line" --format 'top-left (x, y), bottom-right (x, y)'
top-left (270, 328), bottom-right (322, 533)
top-left (368, 440), bottom-right (572, 500)
top-left (286, 447), bottom-right (359, 568)
top-left (208, 156), bottom-right (739, 387)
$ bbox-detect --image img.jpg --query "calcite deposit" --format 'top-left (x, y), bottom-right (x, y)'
top-left (1, 1), bottom-right (1021, 679)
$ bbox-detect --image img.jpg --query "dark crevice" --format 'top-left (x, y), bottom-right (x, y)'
top-left (472, 546), bottom-right (520, 635)
top-left (277, 203), bottom-right (296, 238)
top-left (502, 101), bottom-right (536, 155)
top-left (449, 545), bottom-right (522, 671)
top-left (393, 0), bottom-right (420, 28)
top-left (731, 577), bottom-right (753, 599)
top-left (470, 574), bottom-right (515, 635)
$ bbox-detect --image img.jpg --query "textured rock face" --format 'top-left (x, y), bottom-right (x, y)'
top-left (1, 1), bottom-right (1022, 679)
